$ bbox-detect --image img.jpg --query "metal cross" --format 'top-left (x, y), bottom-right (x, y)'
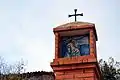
top-left (68, 9), bottom-right (83, 22)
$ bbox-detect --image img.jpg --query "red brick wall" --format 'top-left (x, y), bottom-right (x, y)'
top-left (55, 68), bottom-right (99, 80)
top-left (51, 22), bottom-right (101, 80)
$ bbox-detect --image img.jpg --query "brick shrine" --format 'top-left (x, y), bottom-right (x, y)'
top-left (50, 22), bottom-right (102, 80)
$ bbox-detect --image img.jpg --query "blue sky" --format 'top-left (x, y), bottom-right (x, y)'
top-left (0, 0), bottom-right (120, 72)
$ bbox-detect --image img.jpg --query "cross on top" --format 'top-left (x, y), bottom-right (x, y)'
top-left (68, 9), bottom-right (83, 22)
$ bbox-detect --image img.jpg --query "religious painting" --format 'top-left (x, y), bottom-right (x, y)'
top-left (60, 34), bottom-right (90, 58)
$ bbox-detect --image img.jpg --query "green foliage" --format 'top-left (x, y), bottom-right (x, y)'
top-left (99, 57), bottom-right (120, 80)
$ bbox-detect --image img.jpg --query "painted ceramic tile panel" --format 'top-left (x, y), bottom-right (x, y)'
top-left (60, 34), bottom-right (90, 58)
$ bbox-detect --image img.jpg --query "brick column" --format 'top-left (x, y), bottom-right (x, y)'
top-left (51, 22), bottom-right (102, 80)
top-left (55, 32), bottom-right (59, 59)
top-left (90, 30), bottom-right (95, 57)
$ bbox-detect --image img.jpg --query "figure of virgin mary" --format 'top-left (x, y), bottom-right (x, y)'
top-left (65, 40), bottom-right (80, 57)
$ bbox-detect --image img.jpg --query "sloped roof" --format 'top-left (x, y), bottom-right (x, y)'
top-left (53, 21), bottom-right (98, 41)
top-left (56, 21), bottom-right (94, 28)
